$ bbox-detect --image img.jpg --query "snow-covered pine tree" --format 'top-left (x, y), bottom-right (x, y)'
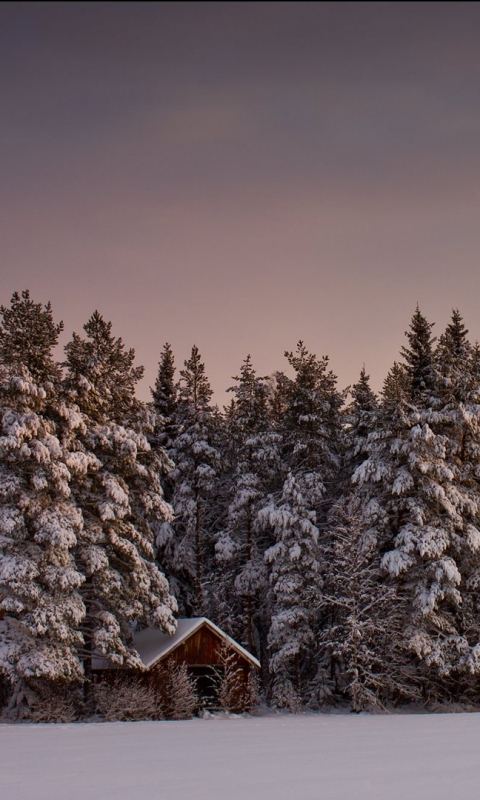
top-left (265, 370), bottom-right (290, 429)
top-left (431, 311), bottom-right (480, 683)
top-left (344, 367), bottom-right (378, 476)
top-left (354, 307), bottom-right (480, 687)
top-left (320, 496), bottom-right (420, 711)
top-left (401, 305), bottom-right (436, 400)
top-left (161, 346), bottom-right (221, 615)
top-left (0, 291), bottom-right (85, 711)
top-left (259, 343), bottom-right (344, 704)
top-left (150, 342), bottom-right (178, 463)
top-left (148, 342), bottom-right (178, 520)
top-left (215, 356), bottom-right (281, 654)
top-left (260, 472), bottom-right (322, 709)
top-left (282, 342), bottom-right (344, 493)
top-left (381, 361), bottom-right (409, 405)
top-left (63, 312), bottom-right (177, 674)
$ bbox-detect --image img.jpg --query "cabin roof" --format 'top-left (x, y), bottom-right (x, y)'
top-left (93, 617), bottom-right (261, 671)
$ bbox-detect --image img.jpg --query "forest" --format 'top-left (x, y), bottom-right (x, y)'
top-left (1, 289), bottom-right (480, 720)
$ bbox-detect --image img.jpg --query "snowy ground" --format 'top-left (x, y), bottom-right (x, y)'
top-left (1, 711), bottom-right (480, 800)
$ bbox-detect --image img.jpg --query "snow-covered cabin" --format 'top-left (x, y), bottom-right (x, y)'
top-left (92, 617), bottom-right (260, 710)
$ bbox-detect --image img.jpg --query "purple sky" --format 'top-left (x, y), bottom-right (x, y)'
top-left (2, 1), bottom-right (480, 401)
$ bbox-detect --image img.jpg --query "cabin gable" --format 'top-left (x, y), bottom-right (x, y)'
top-left (92, 617), bottom-right (259, 712)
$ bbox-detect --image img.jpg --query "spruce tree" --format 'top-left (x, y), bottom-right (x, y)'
top-left (344, 366), bottom-right (378, 475)
top-left (0, 290), bottom-right (63, 388)
top-left (282, 341), bottom-right (343, 489)
top-left (431, 311), bottom-right (480, 680)
top-left (354, 308), bottom-right (480, 685)
top-left (215, 356), bottom-right (281, 654)
top-left (151, 342), bottom-right (178, 454)
top-left (0, 292), bottom-right (85, 708)
top-left (64, 311), bottom-right (144, 425)
top-left (320, 497), bottom-right (419, 710)
top-left (381, 361), bottom-right (409, 405)
top-left (401, 304), bottom-right (436, 400)
top-left (161, 346), bottom-right (220, 615)
top-left (63, 312), bottom-right (177, 674)
top-left (260, 473), bottom-right (322, 709)
top-left (260, 343), bottom-right (343, 705)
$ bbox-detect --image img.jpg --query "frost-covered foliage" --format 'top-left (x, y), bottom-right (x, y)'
top-left (156, 659), bottom-right (198, 719)
top-left (353, 308), bottom-right (480, 682)
top-left (430, 311), bottom-right (480, 681)
top-left (319, 497), bottom-right (420, 711)
top-left (344, 367), bottom-right (378, 475)
top-left (0, 292), bottom-right (85, 701)
top-left (2, 678), bottom-right (81, 723)
top-left (0, 290), bottom-right (64, 389)
top-left (282, 342), bottom-right (344, 488)
top-left (63, 311), bottom-right (145, 426)
top-left (255, 344), bottom-right (344, 706)
top-left (149, 343), bottom-right (177, 504)
top-left (93, 675), bottom-right (163, 721)
top-left (151, 342), bottom-right (178, 455)
top-left (214, 356), bottom-right (281, 655)
top-left (212, 640), bottom-right (248, 712)
top-left (5, 290), bottom-right (480, 715)
top-left (159, 346), bottom-right (221, 615)
top-left (62, 312), bottom-right (177, 673)
top-left (261, 473), bottom-right (322, 708)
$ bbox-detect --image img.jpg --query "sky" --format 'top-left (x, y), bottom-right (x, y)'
top-left (1, 1), bottom-right (480, 401)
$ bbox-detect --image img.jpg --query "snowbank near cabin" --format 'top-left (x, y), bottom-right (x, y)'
top-left (1, 712), bottom-right (479, 800)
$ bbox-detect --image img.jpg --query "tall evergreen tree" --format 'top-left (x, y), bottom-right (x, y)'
top-left (215, 356), bottom-right (281, 654)
top-left (344, 366), bottom-right (378, 475)
top-left (63, 311), bottom-right (144, 425)
top-left (260, 343), bottom-right (344, 702)
top-left (382, 361), bottom-right (409, 405)
top-left (319, 497), bottom-right (419, 710)
top-left (432, 311), bottom-right (480, 679)
top-left (282, 342), bottom-right (343, 486)
top-left (63, 313), bottom-right (177, 674)
top-left (159, 346), bottom-right (220, 615)
top-left (151, 343), bottom-right (178, 454)
top-left (354, 308), bottom-right (480, 685)
top-left (401, 304), bottom-right (436, 400)
top-left (0, 290), bottom-right (63, 388)
top-left (260, 473), bottom-right (322, 709)
top-left (0, 292), bottom-right (85, 709)
top-left (149, 343), bottom-right (177, 511)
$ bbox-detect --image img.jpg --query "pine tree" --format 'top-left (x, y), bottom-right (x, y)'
top-left (344, 366), bottom-right (378, 475)
top-left (63, 312), bottom-right (177, 675)
top-left (381, 361), bottom-right (409, 405)
top-left (63, 311), bottom-right (144, 425)
top-left (320, 497), bottom-right (419, 710)
top-left (0, 292), bottom-right (85, 708)
top-left (0, 290), bottom-right (63, 389)
top-left (260, 473), bottom-right (322, 709)
top-left (161, 346), bottom-right (220, 615)
top-left (282, 342), bottom-right (343, 486)
top-left (151, 343), bottom-right (178, 454)
top-left (401, 304), bottom-right (436, 400)
top-left (431, 311), bottom-right (480, 681)
top-left (353, 308), bottom-right (480, 685)
top-left (215, 356), bottom-right (281, 654)
top-left (258, 343), bottom-right (344, 703)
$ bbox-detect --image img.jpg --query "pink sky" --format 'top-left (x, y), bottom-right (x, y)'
top-left (2, 2), bottom-right (480, 401)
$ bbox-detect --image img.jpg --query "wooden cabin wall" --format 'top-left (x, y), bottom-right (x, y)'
top-left (92, 626), bottom-right (258, 712)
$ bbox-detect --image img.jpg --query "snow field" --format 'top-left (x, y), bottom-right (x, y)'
top-left (1, 712), bottom-right (480, 800)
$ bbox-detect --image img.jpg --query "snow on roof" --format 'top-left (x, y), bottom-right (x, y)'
top-left (93, 617), bottom-right (261, 671)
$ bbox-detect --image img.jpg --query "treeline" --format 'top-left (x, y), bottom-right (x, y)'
top-left (2, 290), bottom-right (480, 718)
